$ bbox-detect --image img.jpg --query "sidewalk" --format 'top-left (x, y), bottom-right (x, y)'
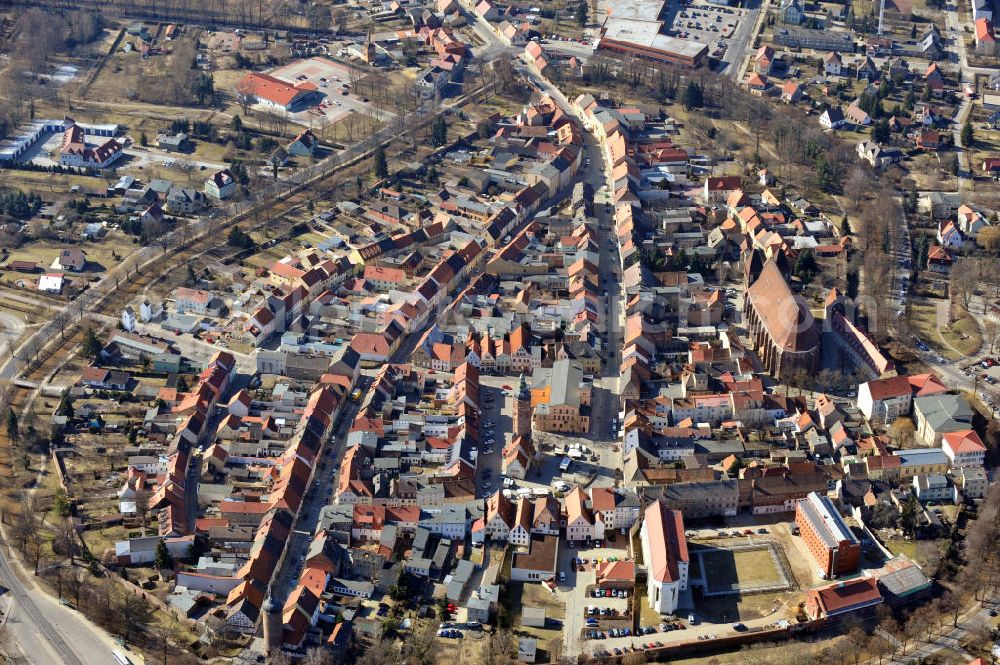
top-left (882, 595), bottom-right (997, 665)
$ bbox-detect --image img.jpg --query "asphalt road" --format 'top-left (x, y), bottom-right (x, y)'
top-left (883, 595), bottom-right (998, 664)
top-left (721, 0), bottom-right (764, 80)
top-left (943, 2), bottom-right (991, 183)
top-left (0, 542), bottom-right (127, 665)
top-left (267, 375), bottom-right (371, 606)
top-left (518, 59), bottom-right (624, 435)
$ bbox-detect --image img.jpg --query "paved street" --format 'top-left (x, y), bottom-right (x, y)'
top-left (0, 541), bottom-right (132, 665)
top-left (267, 374), bottom-right (371, 607)
top-left (720, 0), bottom-right (765, 80)
top-left (518, 55), bottom-right (625, 446)
top-left (883, 595), bottom-right (998, 664)
top-left (943, 2), bottom-right (992, 183)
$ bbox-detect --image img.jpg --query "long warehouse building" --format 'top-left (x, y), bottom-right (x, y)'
top-left (596, 0), bottom-right (708, 68)
top-left (795, 491), bottom-right (861, 579)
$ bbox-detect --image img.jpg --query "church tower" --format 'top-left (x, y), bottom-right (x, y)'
top-left (512, 373), bottom-right (532, 438)
top-left (363, 30), bottom-right (376, 64)
top-left (262, 596), bottom-right (282, 657)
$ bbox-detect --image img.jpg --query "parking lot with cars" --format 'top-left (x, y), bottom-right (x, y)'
top-left (664, 0), bottom-right (747, 60)
top-left (474, 383), bottom-right (508, 499)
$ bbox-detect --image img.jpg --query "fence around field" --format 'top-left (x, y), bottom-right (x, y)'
top-left (697, 542), bottom-right (796, 597)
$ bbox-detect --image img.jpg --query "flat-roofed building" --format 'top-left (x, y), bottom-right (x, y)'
top-left (795, 491), bottom-right (861, 579)
top-left (599, 20), bottom-right (708, 68)
top-left (596, 0), bottom-right (707, 68)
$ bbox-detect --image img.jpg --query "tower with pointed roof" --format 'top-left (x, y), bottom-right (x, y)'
top-left (513, 373), bottom-right (532, 438)
top-left (363, 29), bottom-right (376, 64)
top-left (262, 595), bottom-right (282, 656)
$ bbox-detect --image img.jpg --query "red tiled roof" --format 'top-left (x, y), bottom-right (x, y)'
top-left (240, 73), bottom-right (312, 107)
top-left (808, 577), bottom-right (881, 615)
top-left (644, 500), bottom-right (688, 583)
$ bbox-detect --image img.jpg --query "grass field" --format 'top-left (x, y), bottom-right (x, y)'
top-left (909, 301), bottom-right (982, 361)
top-left (698, 546), bottom-right (783, 592)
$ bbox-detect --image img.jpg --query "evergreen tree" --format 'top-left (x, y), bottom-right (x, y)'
top-left (961, 121), bottom-right (974, 148)
top-left (192, 73), bottom-right (215, 105)
top-left (81, 328), bottom-right (103, 358)
top-left (154, 539), bottom-right (172, 569)
top-left (915, 235), bottom-right (929, 270)
top-left (793, 249), bottom-right (818, 284)
top-left (814, 156), bottom-right (841, 193)
top-left (871, 119), bottom-right (890, 143)
top-left (373, 145), bottom-right (389, 179)
top-left (681, 81), bottom-right (704, 111)
top-left (57, 390), bottom-right (74, 419)
top-left (227, 227), bottom-right (254, 248)
top-left (948, 154), bottom-right (961, 176)
top-left (858, 91), bottom-right (881, 118)
top-left (576, 0), bottom-right (587, 25)
top-left (846, 268), bottom-right (859, 299)
top-left (5, 408), bottom-right (17, 445)
top-left (900, 495), bottom-right (919, 537)
top-left (431, 115), bottom-right (448, 147)
top-left (54, 490), bottom-right (70, 517)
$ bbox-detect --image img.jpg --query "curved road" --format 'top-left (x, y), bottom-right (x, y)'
top-left (0, 311), bottom-right (25, 359)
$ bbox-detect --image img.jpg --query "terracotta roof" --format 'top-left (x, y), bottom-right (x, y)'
top-left (644, 500), bottom-right (688, 583)
top-left (863, 375), bottom-right (911, 401)
top-left (705, 175), bottom-right (742, 191)
top-left (807, 577), bottom-right (881, 616)
top-left (240, 72), bottom-right (313, 107)
top-left (596, 559), bottom-right (635, 583)
top-left (942, 429), bottom-right (986, 455)
top-left (746, 259), bottom-right (819, 352)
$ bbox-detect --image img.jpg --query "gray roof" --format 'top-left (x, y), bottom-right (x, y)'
top-left (894, 447), bottom-right (949, 467)
top-left (467, 597), bottom-right (492, 611)
top-left (799, 492), bottom-right (858, 548)
top-left (645, 480), bottom-right (739, 503)
top-left (452, 559), bottom-right (475, 584)
top-left (877, 562), bottom-right (932, 597)
top-left (913, 394), bottom-right (973, 434)
top-left (533, 359), bottom-right (583, 407)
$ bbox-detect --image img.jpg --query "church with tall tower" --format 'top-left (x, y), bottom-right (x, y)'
top-left (512, 373), bottom-right (532, 439)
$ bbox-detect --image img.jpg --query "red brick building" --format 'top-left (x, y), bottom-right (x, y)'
top-left (796, 492), bottom-right (861, 579)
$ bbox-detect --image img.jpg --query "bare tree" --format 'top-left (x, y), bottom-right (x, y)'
top-left (950, 260), bottom-right (978, 315)
top-left (119, 591), bottom-right (153, 644)
top-left (134, 486), bottom-right (152, 533)
top-left (52, 519), bottom-right (79, 565)
top-left (302, 647), bottom-right (334, 665)
top-left (233, 78), bottom-right (256, 116)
